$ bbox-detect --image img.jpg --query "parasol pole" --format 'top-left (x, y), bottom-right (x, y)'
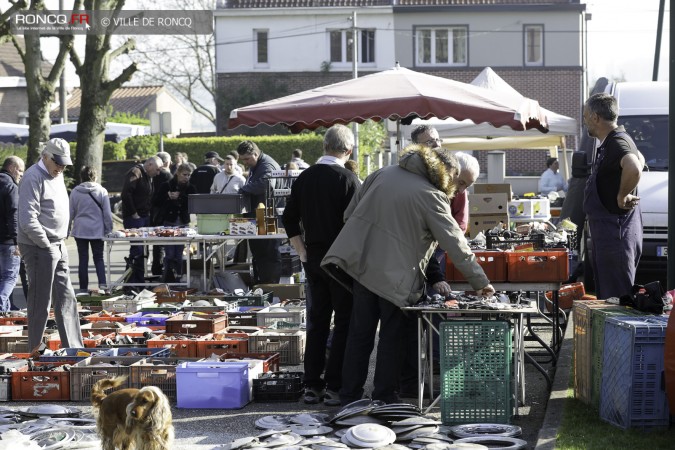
top-left (351, 11), bottom-right (359, 166)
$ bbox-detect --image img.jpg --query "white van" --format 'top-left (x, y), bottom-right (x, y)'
top-left (597, 81), bottom-right (668, 284)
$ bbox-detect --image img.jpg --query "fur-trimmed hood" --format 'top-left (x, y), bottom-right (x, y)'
top-left (398, 144), bottom-right (457, 198)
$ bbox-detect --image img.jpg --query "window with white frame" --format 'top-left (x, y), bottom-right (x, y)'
top-left (255, 29), bottom-right (268, 65)
top-left (415, 26), bottom-right (467, 66)
top-left (329, 29), bottom-right (375, 64)
top-left (524, 25), bottom-right (543, 66)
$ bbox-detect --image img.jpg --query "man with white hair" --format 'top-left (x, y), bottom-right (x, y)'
top-left (121, 155), bottom-right (161, 287)
top-left (18, 139), bottom-right (84, 354)
top-left (400, 126), bottom-right (480, 398)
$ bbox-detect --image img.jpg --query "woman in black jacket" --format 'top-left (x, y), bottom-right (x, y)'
top-left (153, 163), bottom-right (196, 282)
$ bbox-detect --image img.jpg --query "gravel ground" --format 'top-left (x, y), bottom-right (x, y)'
top-left (6, 237), bottom-right (563, 449)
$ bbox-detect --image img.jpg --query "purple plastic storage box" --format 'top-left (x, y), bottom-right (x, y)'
top-left (176, 361), bottom-right (249, 409)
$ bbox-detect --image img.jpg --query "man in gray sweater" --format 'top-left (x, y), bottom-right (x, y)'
top-left (18, 138), bottom-right (83, 354)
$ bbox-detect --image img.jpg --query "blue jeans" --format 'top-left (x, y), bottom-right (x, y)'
top-left (0, 244), bottom-right (20, 312)
top-left (75, 238), bottom-right (106, 291)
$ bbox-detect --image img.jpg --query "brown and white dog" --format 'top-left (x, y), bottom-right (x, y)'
top-left (91, 375), bottom-right (174, 450)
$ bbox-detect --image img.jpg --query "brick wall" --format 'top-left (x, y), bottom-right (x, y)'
top-left (217, 67), bottom-right (582, 175)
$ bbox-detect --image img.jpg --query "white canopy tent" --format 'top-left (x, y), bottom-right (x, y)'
top-left (403, 67), bottom-right (578, 177)
top-left (0, 122), bottom-right (150, 143)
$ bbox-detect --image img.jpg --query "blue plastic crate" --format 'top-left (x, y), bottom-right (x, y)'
top-left (109, 347), bottom-right (171, 358)
top-left (439, 320), bottom-right (512, 424)
top-left (40, 347), bottom-right (115, 362)
top-left (600, 315), bottom-right (670, 429)
top-left (125, 312), bottom-right (173, 326)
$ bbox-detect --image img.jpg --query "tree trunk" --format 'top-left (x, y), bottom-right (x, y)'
top-left (23, 33), bottom-right (52, 166)
top-left (73, 1), bottom-right (136, 181)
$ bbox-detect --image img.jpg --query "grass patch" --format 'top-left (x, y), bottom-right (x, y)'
top-left (557, 386), bottom-right (675, 449)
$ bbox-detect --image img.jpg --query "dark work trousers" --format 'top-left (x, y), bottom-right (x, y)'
top-left (302, 249), bottom-right (353, 392)
top-left (74, 238), bottom-right (106, 291)
top-left (249, 238), bottom-right (281, 284)
top-left (339, 280), bottom-right (407, 406)
top-left (584, 144), bottom-right (642, 299)
top-left (123, 216), bottom-right (150, 286)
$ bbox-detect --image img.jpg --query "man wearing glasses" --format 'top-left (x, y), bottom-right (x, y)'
top-left (18, 138), bottom-right (84, 355)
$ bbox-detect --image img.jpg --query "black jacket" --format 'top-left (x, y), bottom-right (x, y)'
top-left (240, 153), bottom-right (280, 216)
top-left (121, 164), bottom-right (153, 218)
top-left (189, 164), bottom-right (220, 194)
top-left (0, 170), bottom-right (18, 244)
top-left (154, 177), bottom-right (197, 225)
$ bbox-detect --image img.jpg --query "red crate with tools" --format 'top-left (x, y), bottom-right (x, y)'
top-left (216, 352), bottom-right (280, 373)
top-left (11, 361), bottom-right (74, 401)
top-left (82, 312), bottom-right (128, 323)
top-left (196, 335), bottom-right (249, 358)
top-left (146, 334), bottom-right (201, 358)
top-left (506, 250), bottom-right (569, 282)
top-left (47, 332), bottom-right (114, 350)
top-left (446, 251), bottom-right (507, 282)
top-left (545, 282), bottom-right (586, 311)
top-left (165, 313), bottom-right (228, 335)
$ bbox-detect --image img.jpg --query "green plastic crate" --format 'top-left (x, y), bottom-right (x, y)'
top-left (590, 307), bottom-right (647, 409)
top-left (197, 214), bottom-right (232, 235)
top-left (439, 320), bottom-right (512, 424)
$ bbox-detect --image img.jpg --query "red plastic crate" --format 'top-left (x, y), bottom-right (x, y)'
top-left (11, 361), bottom-right (73, 401)
top-left (82, 312), bottom-right (128, 322)
top-left (446, 251), bottom-right (507, 282)
top-left (147, 334), bottom-right (200, 357)
top-left (197, 336), bottom-right (249, 358)
top-left (506, 250), bottom-right (568, 282)
top-left (545, 282), bottom-right (586, 311)
top-left (47, 332), bottom-right (114, 350)
top-left (217, 352), bottom-right (280, 373)
top-left (165, 313), bottom-right (228, 335)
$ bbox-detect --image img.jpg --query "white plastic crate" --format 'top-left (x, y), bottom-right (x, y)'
top-left (256, 306), bottom-right (305, 328)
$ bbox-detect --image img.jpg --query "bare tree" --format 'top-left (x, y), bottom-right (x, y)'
top-left (0, 1), bottom-right (28, 45)
top-left (68, 0), bottom-right (137, 178)
top-left (131, 0), bottom-right (215, 127)
top-left (8, 1), bottom-right (73, 165)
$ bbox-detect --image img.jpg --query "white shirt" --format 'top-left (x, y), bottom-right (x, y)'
top-left (538, 168), bottom-right (568, 194)
top-left (210, 171), bottom-right (246, 194)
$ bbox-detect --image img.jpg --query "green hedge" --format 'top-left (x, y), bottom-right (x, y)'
top-left (163, 135), bottom-right (324, 167)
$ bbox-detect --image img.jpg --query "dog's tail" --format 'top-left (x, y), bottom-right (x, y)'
top-left (91, 375), bottom-right (128, 408)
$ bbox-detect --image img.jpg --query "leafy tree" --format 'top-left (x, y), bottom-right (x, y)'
top-left (108, 111), bottom-right (150, 125)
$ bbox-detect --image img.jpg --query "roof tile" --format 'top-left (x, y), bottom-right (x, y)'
top-left (50, 85), bottom-right (165, 120)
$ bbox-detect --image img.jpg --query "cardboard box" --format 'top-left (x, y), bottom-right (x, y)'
top-left (473, 183), bottom-right (512, 196)
top-left (253, 283), bottom-right (305, 301)
top-left (229, 218), bottom-right (258, 235)
top-left (468, 193), bottom-right (509, 215)
top-left (469, 214), bottom-right (509, 238)
top-left (508, 199), bottom-right (551, 220)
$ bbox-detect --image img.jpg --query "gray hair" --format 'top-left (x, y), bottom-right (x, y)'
top-left (411, 124), bottom-right (436, 144)
top-left (144, 155), bottom-right (162, 169)
top-left (156, 151), bottom-right (171, 166)
top-left (454, 152), bottom-right (480, 178)
top-left (324, 124), bottom-right (354, 154)
top-left (175, 162), bottom-right (193, 175)
top-left (586, 93), bottom-right (618, 122)
top-left (2, 156), bottom-right (23, 170)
